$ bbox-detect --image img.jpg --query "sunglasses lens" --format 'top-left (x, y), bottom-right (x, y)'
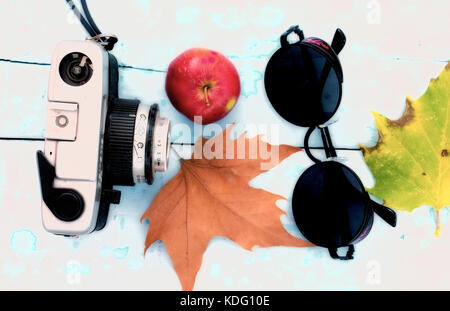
top-left (265, 45), bottom-right (341, 127)
top-left (319, 58), bottom-right (340, 119)
top-left (292, 162), bottom-right (368, 247)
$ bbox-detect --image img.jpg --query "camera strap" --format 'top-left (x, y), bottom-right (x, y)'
top-left (65, 0), bottom-right (118, 51)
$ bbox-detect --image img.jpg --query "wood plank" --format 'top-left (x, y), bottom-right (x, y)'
top-left (1, 57), bottom-right (446, 148)
top-left (1, 0), bottom-right (449, 68)
top-left (2, 0), bottom-right (450, 290)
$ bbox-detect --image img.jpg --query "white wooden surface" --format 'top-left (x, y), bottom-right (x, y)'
top-left (0, 0), bottom-right (449, 290)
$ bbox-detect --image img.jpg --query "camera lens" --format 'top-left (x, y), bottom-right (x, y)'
top-left (104, 99), bottom-right (170, 186)
top-left (134, 104), bottom-right (171, 184)
top-left (59, 52), bottom-right (93, 86)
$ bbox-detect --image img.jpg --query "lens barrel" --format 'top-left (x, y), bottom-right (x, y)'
top-left (105, 98), bottom-right (139, 186)
top-left (104, 99), bottom-right (170, 186)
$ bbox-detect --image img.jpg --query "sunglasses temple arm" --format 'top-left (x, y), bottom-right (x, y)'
top-left (280, 25), bottom-right (304, 47)
top-left (328, 244), bottom-right (354, 260)
top-left (304, 126), bottom-right (338, 162)
top-left (319, 127), bottom-right (337, 158)
top-left (348, 184), bottom-right (397, 228)
top-left (331, 28), bottom-right (346, 55)
top-left (304, 127), bottom-right (321, 163)
top-left (368, 199), bottom-right (397, 227)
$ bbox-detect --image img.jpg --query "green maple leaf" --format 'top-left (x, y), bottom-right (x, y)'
top-left (361, 62), bottom-right (450, 236)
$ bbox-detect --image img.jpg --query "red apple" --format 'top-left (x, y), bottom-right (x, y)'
top-left (165, 48), bottom-right (240, 124)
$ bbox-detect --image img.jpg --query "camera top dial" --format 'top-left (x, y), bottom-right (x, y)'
top-left (59, 52), bottom-right (94, 86)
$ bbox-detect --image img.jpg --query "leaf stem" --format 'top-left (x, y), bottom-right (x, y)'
top-left (435, 209), bottom-right (442, 237)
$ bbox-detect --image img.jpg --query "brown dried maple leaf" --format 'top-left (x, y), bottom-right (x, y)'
top-left (141, 126), bottom-right (312, 290)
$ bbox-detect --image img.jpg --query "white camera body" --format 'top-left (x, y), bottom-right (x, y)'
top-left (37, 40), bottom-right (170, 236)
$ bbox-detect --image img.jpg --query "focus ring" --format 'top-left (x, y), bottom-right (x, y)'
top-left (105, 98), bottom-right (139, 186)
top-left (145, 104), bottom-right (159, 185)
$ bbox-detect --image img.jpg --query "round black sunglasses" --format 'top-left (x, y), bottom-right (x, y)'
top-left (264, 26), bottom-right (397, 260)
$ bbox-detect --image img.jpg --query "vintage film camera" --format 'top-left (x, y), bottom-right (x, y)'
top-left (37, 40), bottom-right (171, 236)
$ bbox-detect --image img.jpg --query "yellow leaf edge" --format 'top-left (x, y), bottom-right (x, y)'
top-left (360, 62), bottom-right (450, 237)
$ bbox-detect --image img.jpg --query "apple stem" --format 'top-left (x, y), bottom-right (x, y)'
top-left (203, 85), bottom-right (210, 107)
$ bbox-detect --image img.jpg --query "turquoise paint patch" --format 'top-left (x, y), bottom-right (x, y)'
top-left (170, 132), bottom-right (182, 142)
top-left (350, 43), bottom-right (364, 53)
top-left (282, 216), bottom-right (297, 237)
top-left (286, 165), bottom-right (304, 179)
top-left (250, 171), bottom-right (274, 189)
top-left (210, 264), bottom-right (221, 278)
top-left (212, 9), bottom-right (244, 29)
top-left (307, 247), bottom-right (324, 259)
top-left (258, 250), bottom-right (271, 261)
top-left (12, 97), bottom-right (23, 105)
top-left (11, 229), bottom-right (37, 254)
top-left (246, 39), bottom-right (278, 52)
top-left (344, 285), bottom-right (360, 291)
top-left (100, 246), bottom-right (129, 260)
top-left (429, 207), bottom-right (438, 223)
top-left (253, 6), bottom-right (284, 27)
top-left (104, 264), bottom-right (112, 270)
top-left (238, 63), bottom-right (263, 98)
top-left (224, 276), bottom-right (233, 286)
top-left (301, 255), bottom-right (311, 266)
top-left (427, 206), bottom-right (450, 224)
top-left (304, 270), bottom-right (316, 283)
top-left (33, 102), bottom-right (43, 111)
top-left (440, 206), bottom-right (450, 223)
top-left (126, 257), bottom-right (143, 270)
top-left (176, 7), bottom-right (200, 23)
top-left (413, 208), bottom-right (434, 226)
top-left (135, 0), bottom-right (150, 10)
top-left (241, 276), bottom-right (249, 284)
top-left (72, 240), bottom-right (80, 248)
top-left (19, 115), bottom-right (38, 135)
top-left (2, 261), bottom-right (26, 276)
top-left (406, 3), bottom-right (418, 11)
top-left (227, 53), bottom-right (272, 61)
top-left (65, 263), bottom-right (91, 275)
top-left (293, 279), bottom-right (303, 289)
